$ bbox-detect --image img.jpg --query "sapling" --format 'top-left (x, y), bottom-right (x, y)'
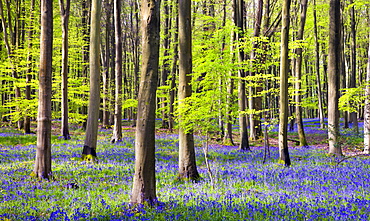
top-left (202, 131), bottom-right (214, 189)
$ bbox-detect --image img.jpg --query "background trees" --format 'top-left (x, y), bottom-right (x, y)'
top-left (0, 0), bottom-right (369, 183)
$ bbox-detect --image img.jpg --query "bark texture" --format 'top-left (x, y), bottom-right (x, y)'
top-left (178, 0), bottom-right (200, 180)
top-left (278, 0), bottom-right (291, 167)
top-left (59, 0), bottom-right (71, 140)
top-left (111, 0), bottom-right (123, 143)
top-left (33, 0), bottom-right (53, 179)
top-left (313, 0), bottom-right (325, 129)
top-left (82, 0), bottom-right (102, 160)
top-left (327, 0), bottom-right (342, 156)
top-left (234, 0), bottom-right (250, 151)
top-left (131, 0), bottom-right (160, 204)
top-left (294, 0), bottom-right (308, 147)
top-left (364, 36), bottom-right (370, 154)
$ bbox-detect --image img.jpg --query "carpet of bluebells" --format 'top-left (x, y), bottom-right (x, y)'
top-left (0, 119), bottom-right (370, 220)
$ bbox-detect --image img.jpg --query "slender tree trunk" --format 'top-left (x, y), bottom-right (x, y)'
top-left (33, 0), bottom-right (53, 179)
top-left (59, 0), bottom-right (71, 140)
top-left (131, 0), bottom-right (160, 205)
top-left (224, 28), bottom-right (236, 146)
top-left (349, 0), bottom-right (358, 134)
top-left (160, 0), bottom-right (171, 129)
top-left (249, 0), bottom-right (263, 141)
top-left (278, 0), bottom-right (291, 166)
top-left (169, 2), bottom-right (179, 132)
top-left (24, 0), bottom-right (35, 134)
top-left (111, 0), bottom-right (123, 143)
top-left (102, 1), bottom-right (111, 129)
top-left (327, 0), bottom-right (342, 156)
top-left (82, 0), bottom-right (102, 160)
top-left (364, 35), bottom-right (370, 154)
top-left (178, 0), bottom-right (200, 181)
top-left (81, 0), bottom-right (89, 130)
top-left (234, 0), bottom-right (249, 151)
top-left (313, 0), bottom-right (325, 129)
top-left (294, 0), bottom-right (308, 147)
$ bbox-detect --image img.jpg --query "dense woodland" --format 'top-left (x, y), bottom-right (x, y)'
top-left (1, 0), bottom-right (370, 210)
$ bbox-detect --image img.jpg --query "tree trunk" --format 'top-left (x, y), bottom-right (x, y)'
top-left (59, 0), bottom-right (71, 140)
top-left (364, 35), bottom-right (370, 154)
top-left (131, 0), bottom-right (160, 205)
top-left (249, 0), bottom-right (263, 141)
top-left (313, 0), bottom-right (325, 129)
top-left (294, 0), bottom-right (308, 147)
top-left (278, 0), bottom-right (291, 167)
top-left (82, 0), bottom-right (102, 160)
top-left (234, 0), bottom-right (250, 151)
top-left (33, 0), bottom-right (53, 179)
top-left (24, 0), bottom-right (35, 134)
top-left (178, 0), bottom-right (200, 181)
top-left (349, 0), bottom-right (358, 134)
top-left (224, 31), bottom-right (236, 146)
top-left (327, 0), bottom-right (342, 156)
top-left (111, 0), bottom-right (123, 143)
top-left (102, 1), bottom-right (111, 129)
top-left (169, 2), bottom-right (179, 133)
top-left (160, 0), bottom-right (171, 129)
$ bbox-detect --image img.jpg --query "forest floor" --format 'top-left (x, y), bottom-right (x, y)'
top-left (0, 118), bottom-right (369, 220)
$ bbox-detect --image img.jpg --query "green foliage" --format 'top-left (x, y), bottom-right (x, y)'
top-left (339, 87), bottom-right (365, 112)
top-left (175, 91), bottom-right (222, 135)
top-left (123, 99), bottom-right (138, 110)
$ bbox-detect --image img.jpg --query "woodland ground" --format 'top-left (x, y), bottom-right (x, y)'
top-left (0, 119), bottom-right (369, 220)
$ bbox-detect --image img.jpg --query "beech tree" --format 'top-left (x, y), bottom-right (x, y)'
top-left (313, 0), bottom-right (325, 129)
top-left (82, 0), bottom-right (102, 160)
top-left (278, 0), bottom-right (291, 166)
top-left (234, 0), bottom-right (249, 151)
top-left (294, 0), bottom-right (308, 147)
top-left (33, 0), bottom-right (53, 179)
top-left (178, 0), bottom-right (200, 180)
top-left (24, 0), bottom-right (36, 134)
top-left (131, 0), bottom-right (160, 204)
top-left (59, 0), bottom-right (71, 140)
top-left (327, 0), bottom-right (342, 156)
top-left (364, 35), bottom-right (370, 154)
top-left (111, 0), bottom-right (123, 143)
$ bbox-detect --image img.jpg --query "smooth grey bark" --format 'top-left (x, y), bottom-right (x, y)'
top-left (111, 0), bottom-right (123, 143)
top-left (234, 0), bottom-right (250, 151)
top-left (33, 0), bottom-right (53, 179)
top-left (82, 0), bottom-right (102, 160)
top-left (294, 0), bottom-right (308, 147)
top-left (169, 1), bottom-right (179, 133)
top-left (278, 0), bottom-right (291, 166)
top-left (313, 0), bottom-right (325, 129)
top-left (224, 31), bottom-right (236, 146)
top-left (327, 0), bottom-right (342, 156)
top-left (131, 0), bottom-right (160, 204)
top-left (160, 0), bottom-right (171, 129)
top-left (178, 0), bottom-right (200, 180)
top-left (364, 35), bottom-right (370, 154)
top-left (24, 0), bottom-right (35, 134)
top-left (349, 0), bottom-right (358, 134)
top-left (249, 0), bottom-right (263, 141)
top-left (101, 1), bottom-right (112, 129)
top-left (59, 0), bottom-right (71, 140)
